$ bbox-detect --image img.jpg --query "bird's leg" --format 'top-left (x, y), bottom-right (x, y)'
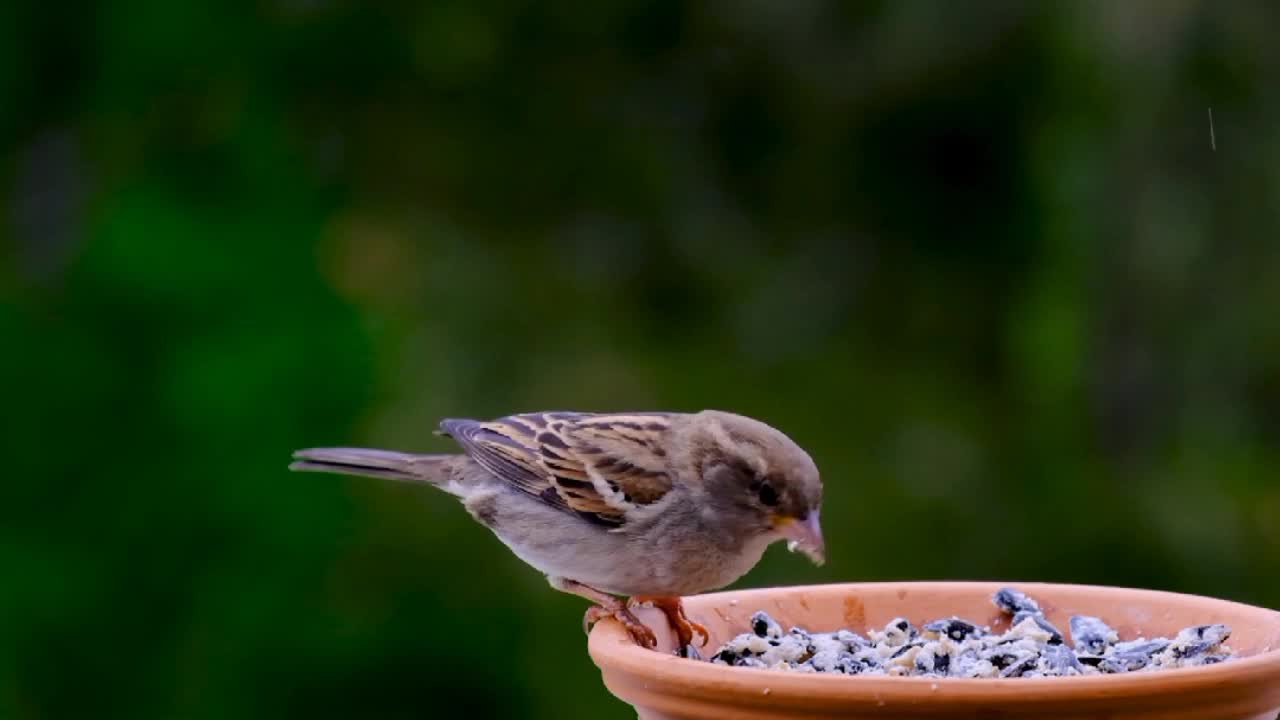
top-left (628, 595), bottom-right (710, 650)
top-left (548, 577), bottom-right (657, 649)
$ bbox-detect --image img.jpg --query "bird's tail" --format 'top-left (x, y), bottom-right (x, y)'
top-left (290, 447), bottom-right (457, 486)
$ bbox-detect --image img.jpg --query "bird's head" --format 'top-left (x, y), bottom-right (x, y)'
top-left (677, 410), bottom-right (825, 565)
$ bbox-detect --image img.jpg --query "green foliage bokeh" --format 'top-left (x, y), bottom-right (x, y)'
top-left (3, 2), bottom-right (1279, 718)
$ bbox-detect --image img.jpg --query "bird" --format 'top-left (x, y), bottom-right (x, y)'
top-left (289, 409), bottom-right (825, 653)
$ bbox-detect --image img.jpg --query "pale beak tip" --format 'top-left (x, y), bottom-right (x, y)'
top-left (781, 511), bottom-right (826, 566)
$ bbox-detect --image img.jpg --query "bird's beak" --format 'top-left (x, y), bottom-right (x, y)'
top-left (775, 511), bottom-right (825, 566)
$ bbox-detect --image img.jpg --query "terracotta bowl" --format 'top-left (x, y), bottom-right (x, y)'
top-left (587, 581), bottom-right (1280, 720)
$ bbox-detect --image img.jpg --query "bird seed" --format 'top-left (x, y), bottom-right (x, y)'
top-left (709, 587), bottom-right (1234, 677)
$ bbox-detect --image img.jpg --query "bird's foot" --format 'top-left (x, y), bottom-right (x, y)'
top-left (628, 595), bottom-right (710, 651)
top-left (550, 576), bottom-right (660, 650)
top-left (583, 604), bottom-right (657, 649)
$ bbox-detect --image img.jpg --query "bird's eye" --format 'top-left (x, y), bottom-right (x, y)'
top-left (756, 480), bottom-right (779, 507)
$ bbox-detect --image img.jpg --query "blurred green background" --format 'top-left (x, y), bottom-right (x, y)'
top-left (4, 1), bottom-right (1279, 717)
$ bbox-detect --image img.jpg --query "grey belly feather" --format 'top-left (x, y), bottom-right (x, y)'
top-left (457, 470), bottom-right (770, 597)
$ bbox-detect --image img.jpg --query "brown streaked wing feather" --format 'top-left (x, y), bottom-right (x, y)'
top-left (524, 414), bottom-right (623, 523)
top-left (441, 413), bottom-right (676, 527)
top-left (438, 417), bottom-right (556, 503)
top-left (440, 414), bottom-right (626, 528)
top-left (563, 413), bottom-right (675, 507)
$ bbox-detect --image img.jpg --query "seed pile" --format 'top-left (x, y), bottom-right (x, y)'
top-left (709, 587), bottom-right (1234, 677)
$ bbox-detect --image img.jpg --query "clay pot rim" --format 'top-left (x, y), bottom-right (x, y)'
top-left (588, 581), bottom-right (1280, 707)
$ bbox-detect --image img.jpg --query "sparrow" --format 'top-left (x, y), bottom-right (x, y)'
top-left (289, 410), bottom-right (825, 653)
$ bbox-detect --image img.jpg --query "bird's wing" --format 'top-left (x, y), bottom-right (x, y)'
top-left (439, 412), bottom-right (676, 528)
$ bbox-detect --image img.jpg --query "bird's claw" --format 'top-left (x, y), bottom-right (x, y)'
top-left (583, 604), bottom-right (657, 649)
top-left (628, 595), bottom-right (710, 650)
